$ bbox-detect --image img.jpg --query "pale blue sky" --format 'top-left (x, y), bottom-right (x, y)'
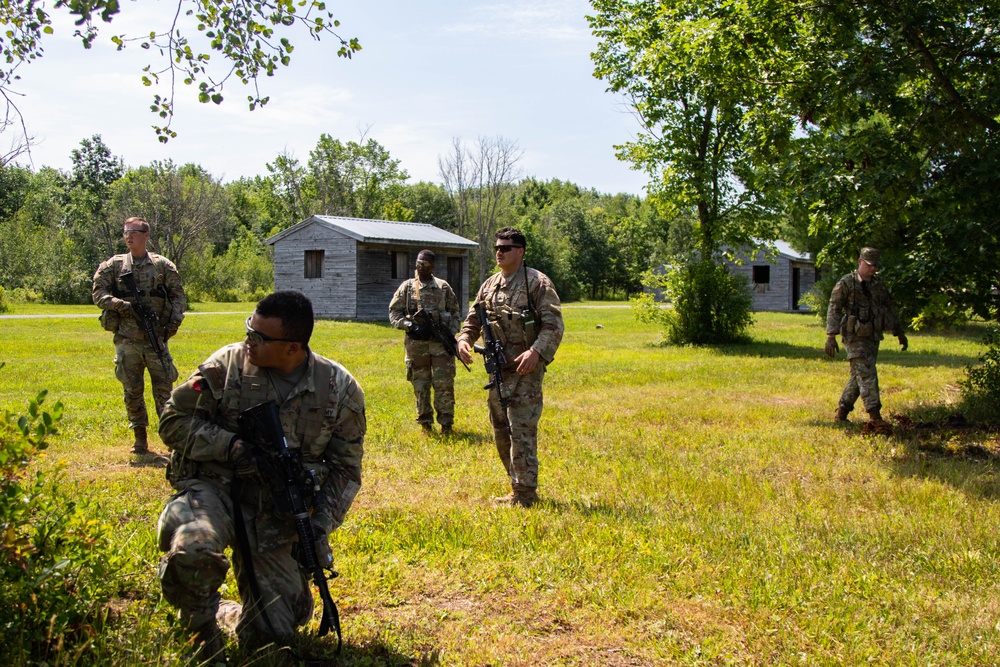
top-left (9, 0), bottom-right (649, 195)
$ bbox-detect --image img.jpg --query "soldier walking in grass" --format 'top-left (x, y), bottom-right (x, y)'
top-left (457, 227), bottom-right (564, 508)
top-left (825, 247), bottom-right (908, 424)
top-left (388, 249), bottom-right (462, 435)
top-left (92, 216), bottom-right (185, 454)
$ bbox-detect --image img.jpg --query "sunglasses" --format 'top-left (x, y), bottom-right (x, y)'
top-left (495, 244), bottom-right (523, 254)
top-left (123, 229), bottom-right (148, 236)
top-left (245, 316), bottom-right (298, 345)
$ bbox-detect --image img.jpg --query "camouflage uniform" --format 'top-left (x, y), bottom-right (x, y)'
top-left (458, 267), bottom-right (564, 498)
top-left (156, 343), bottom-right (365, 647)
top-left (388, 275), bottom-right (461, 428)
top-left (826, 271), bottom-right (903, 415)
top-left (92, 252), bottom-right (185, 431)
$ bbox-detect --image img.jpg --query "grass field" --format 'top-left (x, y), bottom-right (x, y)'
top-left (1, 303), bottom-right (998, 666)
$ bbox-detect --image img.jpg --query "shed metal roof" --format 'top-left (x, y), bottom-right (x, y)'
top-left (266, 215), bottom-right (478, 248)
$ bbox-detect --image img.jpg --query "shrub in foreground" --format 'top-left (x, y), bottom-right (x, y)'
top-left (0, 375), bottom-right (124, 665)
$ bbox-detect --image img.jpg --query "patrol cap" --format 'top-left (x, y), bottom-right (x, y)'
top-left (859, 247), bottom-right (880, 267)
top-left (417, 249), bottom-right (435, 263)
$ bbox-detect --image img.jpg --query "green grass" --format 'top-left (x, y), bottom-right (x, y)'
top-left (2, 305), bottom-right (998, 665)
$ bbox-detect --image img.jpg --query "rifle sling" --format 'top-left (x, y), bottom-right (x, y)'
top-left (230, 476), bottom-right (283, 641)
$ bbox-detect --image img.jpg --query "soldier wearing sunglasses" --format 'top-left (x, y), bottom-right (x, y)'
top-left (156, 291), bottom-right (365, 663)
top-left (457, 227), bottom-right (564, 508)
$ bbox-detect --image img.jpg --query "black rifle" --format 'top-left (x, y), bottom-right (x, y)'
top-left (238, 401), bottom-right (343, 651)
top-left (472, 301), bottom-right (513, 436)
top-left (119, 270), bottom-right (168, 371)
top-left (412, 308), bottom-right (470, 372)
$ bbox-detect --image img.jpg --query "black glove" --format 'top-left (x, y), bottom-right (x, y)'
top-left (411, 322), bottom-right (429, 338)
top-left (164, 324), bottom-right (179, 341)
top-left (228, 439), bottom-right (261, 483)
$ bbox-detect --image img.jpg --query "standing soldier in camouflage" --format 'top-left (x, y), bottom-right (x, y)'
top-left (156, 291), bottom-right (365, 664)
top-left (388, 249), bottom-right (461, 435)
top-left (93, 216), bottom-right (186, 454)
top-left (457, 227), bottom-right (564, 508)
top-left (825, 247), bottom-right (908, 424)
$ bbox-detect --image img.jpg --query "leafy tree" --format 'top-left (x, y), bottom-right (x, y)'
top-left (265, 151), bottom-right (312, 226)
top-left (590, 0), bottom-right (785, 341)
top-left (107, 161), bottom-right (231, 269)
top-left (1, 0), bottom-right (361, 142)
top-left (775, 0), bottom-right (1000, 323)
top-left (307, 133), bottom-right (410, 219)
top-left (590, 0), bottom-right (786, 262)
top-left (65, 135), bottom-right (125, 267)
top-left (0, 166), bottom-right (91, 303)
top-left (185, 226), bottom-right (272, 302)
top-left (398, 181), bottom-right (456, 227)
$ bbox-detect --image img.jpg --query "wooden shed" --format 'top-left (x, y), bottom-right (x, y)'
top-left (724, 240), bottom-right (818, 312)
top-left (266, 215), bottom-right (478, 321)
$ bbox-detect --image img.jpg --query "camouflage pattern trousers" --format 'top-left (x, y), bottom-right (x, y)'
top-left (840, 338), bottom-right (882, 414)
top-left (113, 339), bottom-right (179, 429)
top-left (487, 363), bottom-right (546, 491)
top-left (405, 338), bottom-right (456, 426)
top-left (157, 479), bottom-right (313, 646)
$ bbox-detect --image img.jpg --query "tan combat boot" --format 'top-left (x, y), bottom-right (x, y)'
top-left (494, 484), bottom-right (537, 508)
top-left (867, 408), bottom-right (883, 423)
top-left (132, 426), bottom-right (149, 454)
top-left (834, 406), bottom-right (850, 422)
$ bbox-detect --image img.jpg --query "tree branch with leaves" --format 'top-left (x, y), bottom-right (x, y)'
top-left (1, 0), bottom-right (361, 145)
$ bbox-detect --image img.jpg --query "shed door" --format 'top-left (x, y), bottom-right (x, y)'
top-left (792, 267), bottom-right (801, 310)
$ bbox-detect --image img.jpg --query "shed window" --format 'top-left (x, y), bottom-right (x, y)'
top-left (752, 265), bottom-right (770, 284)
top-left (391, 251), bottom-right (409, 280)
top-left (304, 250), bottom-right (324, 279)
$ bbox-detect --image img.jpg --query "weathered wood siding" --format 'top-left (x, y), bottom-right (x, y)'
top-left (272, 223), bottom-right (357, 319)
top-left (725, 251), bottom-right (817, 312)
top-left (355, 243), bottom-right (470, 321)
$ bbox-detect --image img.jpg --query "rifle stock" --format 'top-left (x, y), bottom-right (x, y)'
top-left (237, 401), bottom-right (343, 650)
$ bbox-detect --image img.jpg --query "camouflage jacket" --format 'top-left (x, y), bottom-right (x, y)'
top-left (458, 266), bottom-right (564, 367)
top-left (388, 275), bottom-right (461, 335)
top-left (159, 343), bottom-right (366, 549)
top-left (92, 252), bottom-right (186, 343)
top-left (826, 271), bottom-right (902, 341)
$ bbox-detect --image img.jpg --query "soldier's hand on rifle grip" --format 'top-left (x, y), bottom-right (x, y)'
top-left (898, 334), bottom-right (908, 351)
top-left (228, 439), bottom-right (261, 483)
top-left (825, 335), bottom-right (839, 358)
top-left (113, 299), bottom-right (133, 316)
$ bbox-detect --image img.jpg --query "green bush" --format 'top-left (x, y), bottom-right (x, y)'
top-left (0, 286), bottom-right (8, 314)
top-left (633, 260), bottom-right (754, 345)
top-left (962, 324), bottom-right (1000, 425)
top-left (185, 229), bottom-right (273, 302)
top-left (0, 375), bottom-right (124, 665)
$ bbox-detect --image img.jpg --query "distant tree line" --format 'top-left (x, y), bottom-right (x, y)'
top-left (0, 133), bottom-right (674, 305)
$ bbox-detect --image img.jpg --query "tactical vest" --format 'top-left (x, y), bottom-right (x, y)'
top-left (236, 350), bottom-right (333, 446)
